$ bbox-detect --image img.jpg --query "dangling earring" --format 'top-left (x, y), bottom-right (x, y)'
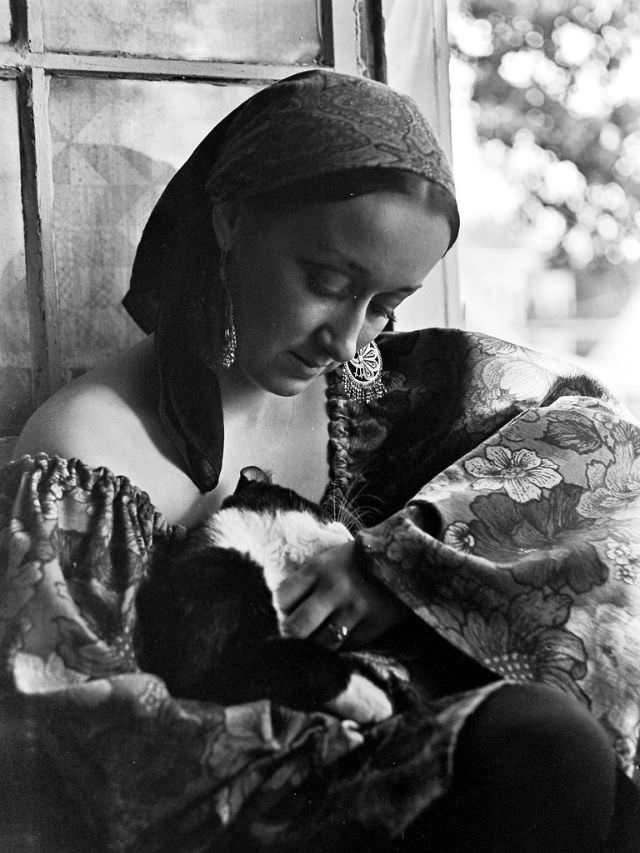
top-left (342, 341), bottom-right (386, 403)
top-left (219, 248), bottom-right (237, 369)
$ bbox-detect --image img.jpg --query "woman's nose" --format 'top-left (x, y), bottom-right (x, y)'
top-left (318, 307), bottom-right (363, 363)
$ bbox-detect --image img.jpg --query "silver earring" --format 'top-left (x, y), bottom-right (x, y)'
top-left (342, 341), bottom-right (385, 403)
top-left (219, 249), bottom-right (237, 369)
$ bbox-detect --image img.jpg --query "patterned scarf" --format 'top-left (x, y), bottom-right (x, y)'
top-left (122, 69), bottom-right (458, 493)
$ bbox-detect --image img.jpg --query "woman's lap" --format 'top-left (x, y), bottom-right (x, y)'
top-left (396, 682), bottom-right (633, 852)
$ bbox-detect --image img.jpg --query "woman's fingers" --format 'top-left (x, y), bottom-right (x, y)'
top-left (278, 542), bottom-right (353, 618)
top-left (276, 568), bottom-right (317, 613)
top-left (281, 587), bottom-right (350, 639)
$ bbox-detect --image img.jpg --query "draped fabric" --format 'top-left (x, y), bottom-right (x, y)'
top-left (1, 329), bottom-right (640, 852)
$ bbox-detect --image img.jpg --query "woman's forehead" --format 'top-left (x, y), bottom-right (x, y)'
top-left (285, 193), bottom-right (447, 247)
top-left (250, 193), bottom-right (450, 288)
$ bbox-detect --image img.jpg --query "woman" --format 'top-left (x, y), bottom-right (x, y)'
top-left (2, 70), bottom-right (639, 852)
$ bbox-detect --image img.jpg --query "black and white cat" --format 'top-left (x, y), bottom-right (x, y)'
top-left (135, 467), bottom-right (394, 723)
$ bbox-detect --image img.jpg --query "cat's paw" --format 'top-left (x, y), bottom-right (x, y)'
top-left (326, 672), bottom-right (393, 723)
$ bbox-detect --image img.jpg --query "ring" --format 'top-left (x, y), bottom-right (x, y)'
top-left (324, 620), bottom-right (349, 647)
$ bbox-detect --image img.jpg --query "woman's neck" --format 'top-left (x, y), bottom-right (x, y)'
top-left (216, 364), bottom-right (324, 429)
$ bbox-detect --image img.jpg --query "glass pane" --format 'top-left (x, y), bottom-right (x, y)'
top-left (382, 0), bottom-right (451, 330)
top-left (0, 0), bottom-right (10, 43)
top-left (49, 77), bottom-right (261, 375)
top-left (0, 81), bottom-right (32, 434)
top-left (43, 0), bottom-right (321, 63)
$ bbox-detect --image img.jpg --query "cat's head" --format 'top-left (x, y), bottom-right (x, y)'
top-left (221, 466), bottom-right (330, 521)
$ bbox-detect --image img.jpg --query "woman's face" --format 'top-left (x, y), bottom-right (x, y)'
top-left (222, 190), bottom-right (451, 396)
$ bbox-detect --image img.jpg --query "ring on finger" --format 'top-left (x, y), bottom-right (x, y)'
top-left (324, 620), bottom-right (350, 648)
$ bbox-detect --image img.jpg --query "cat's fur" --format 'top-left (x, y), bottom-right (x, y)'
top-left (135, 467), bottom-right (393, 723)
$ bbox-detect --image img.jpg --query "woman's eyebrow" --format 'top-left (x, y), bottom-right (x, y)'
top-left (313, 243), bottom-right (424, 293)
top-left (314, 242), bottom-right (368, 275)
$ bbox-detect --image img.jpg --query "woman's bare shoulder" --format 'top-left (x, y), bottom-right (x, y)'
top-left (13, 337), bottom-right (212, 523)
top-left (13, 337), bottom-right (159, 469)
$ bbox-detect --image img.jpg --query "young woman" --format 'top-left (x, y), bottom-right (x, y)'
top-left (4, 70), bottom-right (639, 851)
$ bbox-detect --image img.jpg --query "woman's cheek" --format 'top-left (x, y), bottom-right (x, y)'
top-left (289, 299), bottom-right (332, 331)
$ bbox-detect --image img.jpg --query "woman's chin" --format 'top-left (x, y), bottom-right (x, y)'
top-left (266, 375), bottom-right (317, 397)
top-left (232, 364), bottom-right (315, 397)
top-left (238, 354), bottom-right (328, 397)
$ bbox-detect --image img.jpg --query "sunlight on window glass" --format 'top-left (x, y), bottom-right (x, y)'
top-left (379, 0), bottom-right (453, 329)
top-left (43, 0), bottom-right (320, 63)
top-left (448, 0), bottom-right (640, 418)
top-left (0, 2), bottom-right (10, 42)
top-left (48, 77), bottom-right (260, 376)
top-left (0, 82), bottom-right (32, 432)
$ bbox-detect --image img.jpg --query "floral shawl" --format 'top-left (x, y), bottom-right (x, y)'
top-left (1, 328), bottom-right (639, 852)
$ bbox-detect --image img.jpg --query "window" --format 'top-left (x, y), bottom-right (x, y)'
top-left (382, 0), bottom-right (459, 330)
top-left (0, 0), bottom-right (455, 449)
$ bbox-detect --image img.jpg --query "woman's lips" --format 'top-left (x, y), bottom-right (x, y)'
top-left (286, 351), bottom-right (331, 377)
top-left (294, 353), bottom-right (328, 369)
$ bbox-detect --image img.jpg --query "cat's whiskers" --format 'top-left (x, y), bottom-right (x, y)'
top-left (322, 480), bottom-right (386, 532)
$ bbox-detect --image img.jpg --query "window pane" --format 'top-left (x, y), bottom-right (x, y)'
top-left (49, 77), bottom-right (261, 375)
top-left (0, 1), bottom-right (10, 42)
top-left (0, 81), bottom-right (32, 434)
top-left (43, 0), bottom-right (321, 63)
top-left (382, 0), bottom-right (453, 330)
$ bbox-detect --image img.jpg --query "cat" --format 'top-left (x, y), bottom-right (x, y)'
top-left (134, 466), bottom-right (394, 723)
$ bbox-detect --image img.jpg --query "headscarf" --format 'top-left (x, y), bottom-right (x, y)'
top-left (123, 69), bottom-right (458, 493)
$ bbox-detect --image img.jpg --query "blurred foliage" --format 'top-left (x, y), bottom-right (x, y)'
top-left (449, 0), bottom-right (640, 271)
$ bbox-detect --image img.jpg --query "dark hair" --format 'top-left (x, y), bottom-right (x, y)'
top-left (247, 167), bottom-right (459, 252)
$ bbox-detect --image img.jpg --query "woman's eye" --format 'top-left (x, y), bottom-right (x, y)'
top-left (306, 267), bottom-right (350, 298)
top-left (306, 264), bottom-right (397, 323)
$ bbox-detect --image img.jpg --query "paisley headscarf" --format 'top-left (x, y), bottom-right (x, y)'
top-left (123, 69), bottom-right (458, 493)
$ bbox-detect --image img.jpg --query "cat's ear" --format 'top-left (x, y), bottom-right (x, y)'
top-left (237, 466), bottom-right (270, 488)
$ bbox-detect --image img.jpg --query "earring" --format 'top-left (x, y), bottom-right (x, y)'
top-left (342, 341), bottom-right (386, 403)
top-left (219, 248), bottom-right (237, 369)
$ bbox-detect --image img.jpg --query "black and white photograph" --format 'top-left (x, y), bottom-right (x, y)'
top-left (1, 2), bottom-right (640, 850)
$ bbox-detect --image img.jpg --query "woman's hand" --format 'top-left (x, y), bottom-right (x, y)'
top-left (277, 542), bottom-right (407, 649)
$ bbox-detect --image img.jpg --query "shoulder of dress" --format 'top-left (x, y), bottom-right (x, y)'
top-left (0, 450), bottom-right (172, 533)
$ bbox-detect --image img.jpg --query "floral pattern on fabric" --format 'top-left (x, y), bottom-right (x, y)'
top-left (463, 445), bottom-right (563, 502)
top-left (1, 328), bottom-right (639, 851)
top-left (356, 364), bottom-right (640, 780)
